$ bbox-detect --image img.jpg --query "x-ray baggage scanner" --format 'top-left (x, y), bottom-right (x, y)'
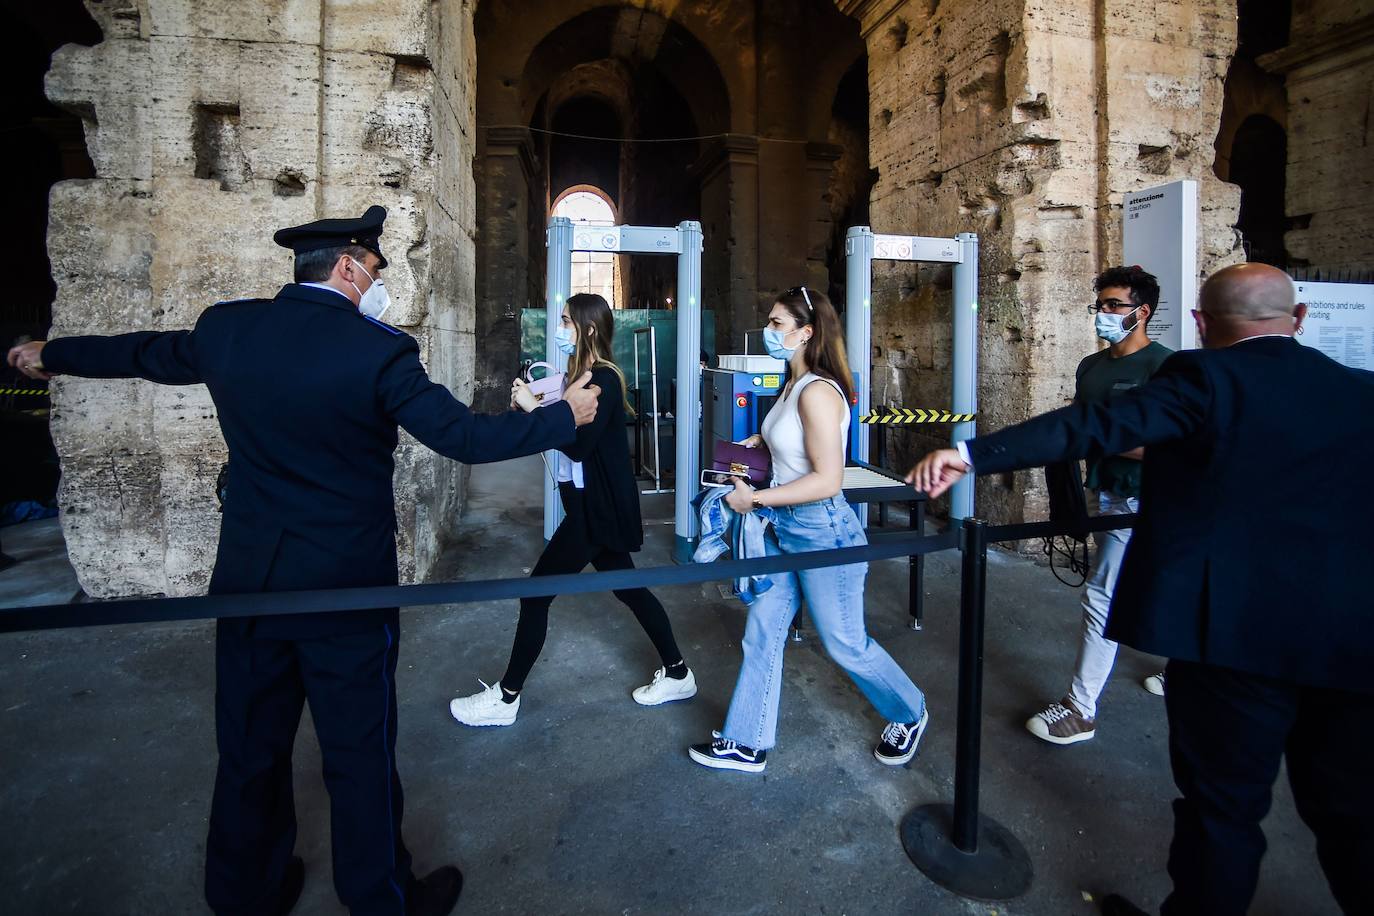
top-left (845, 228), bottom-right (979, 521)
top-left (544, 217), bottom-right (704, 557)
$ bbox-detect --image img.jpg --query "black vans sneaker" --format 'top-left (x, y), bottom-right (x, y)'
top-left (874, 708), bottom-right (930, 766)
top-left (689, 731), bottom-right (767, 773)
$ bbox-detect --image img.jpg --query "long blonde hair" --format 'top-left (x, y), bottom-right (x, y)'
top-left (566, 293), bottom-right (635, 417)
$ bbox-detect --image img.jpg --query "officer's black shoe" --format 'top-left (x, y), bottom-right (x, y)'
top-left (270, 856), bottom-right (305, 916)
top-left (1100, 894), bottom-right (1149, 916)
top-left (406, 865), bottom-right (463, 916)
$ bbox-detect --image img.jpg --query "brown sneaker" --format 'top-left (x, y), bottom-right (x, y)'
top-left (1025, 697), bottom-right (1096, 745)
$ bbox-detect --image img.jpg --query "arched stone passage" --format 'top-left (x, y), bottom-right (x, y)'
top-left (473, 0), bottom-right (866, 409)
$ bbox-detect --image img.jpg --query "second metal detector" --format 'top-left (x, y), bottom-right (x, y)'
top-left (845, 228), bottom-right (979, 521)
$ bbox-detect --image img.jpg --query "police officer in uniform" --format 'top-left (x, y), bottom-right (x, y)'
top-left (8, 206), bottom-right (602, 916)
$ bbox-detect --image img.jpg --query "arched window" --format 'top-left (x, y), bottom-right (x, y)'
top-left (552, 187), bottom-right (620, 307)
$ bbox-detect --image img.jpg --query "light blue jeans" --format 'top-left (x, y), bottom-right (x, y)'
top-left (721, 494), bottom-right (926, 751)
top-left (1068, 490), bottom-right (1139, 718)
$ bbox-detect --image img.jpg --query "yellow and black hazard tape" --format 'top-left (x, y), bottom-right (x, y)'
top-left (861, 408), bottom-right (976, 425)
top-left (1, 388), bottom-right (51, 398)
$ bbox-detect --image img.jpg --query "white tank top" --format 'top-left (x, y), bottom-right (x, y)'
top-left (761, 372), bottom-right (849, 485)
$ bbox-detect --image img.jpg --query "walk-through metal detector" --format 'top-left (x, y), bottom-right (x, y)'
top-left (544, 217), bottom-right (704, 556)
top-left (845, 228), bottom-right (979, 520)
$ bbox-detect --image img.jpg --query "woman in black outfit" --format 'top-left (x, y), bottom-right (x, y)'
top-left (449, 293), bottom-right (695, 726)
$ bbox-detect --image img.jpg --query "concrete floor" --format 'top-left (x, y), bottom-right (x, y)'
top-left (0, 459), bottom-right (1340, 915)
top-left (0, 517), bottom-right (80, 609)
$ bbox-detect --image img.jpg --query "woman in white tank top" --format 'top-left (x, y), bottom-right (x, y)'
top-left (688, 287), bottom-right (930, 774)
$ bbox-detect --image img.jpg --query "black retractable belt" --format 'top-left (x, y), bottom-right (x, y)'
top-left (0, 529), bottom-right (961, 634)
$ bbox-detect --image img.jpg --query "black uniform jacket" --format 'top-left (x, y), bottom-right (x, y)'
top-left (965, 337), bottom-right (1374, 693)
top-left (43, 283), bottom-right (576, 636)
top-left (561, 365), bottom-right (642, 554)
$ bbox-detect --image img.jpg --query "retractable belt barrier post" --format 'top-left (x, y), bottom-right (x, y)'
top-left (901, 517), bottom-right (1033, 899)
top-left (901, 511), bottom-right (1137, 901)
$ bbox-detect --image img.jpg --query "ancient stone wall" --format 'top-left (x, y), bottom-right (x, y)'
top-left (44, 0), bottom-right (477, 597)
top-left (1261, 1), bottom-right (1374, 272)
top-left (847, 0), bottom-right (1241, 522)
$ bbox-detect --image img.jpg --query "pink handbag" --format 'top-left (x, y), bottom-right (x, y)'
top-left (523, 361), bottom-right (565, 406)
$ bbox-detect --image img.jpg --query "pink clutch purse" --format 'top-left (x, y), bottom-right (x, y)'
top-left (524, 361), bottom-right (564, 405)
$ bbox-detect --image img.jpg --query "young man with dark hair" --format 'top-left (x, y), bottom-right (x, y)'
top-left (1025, 265), bottom-right (1172, 745)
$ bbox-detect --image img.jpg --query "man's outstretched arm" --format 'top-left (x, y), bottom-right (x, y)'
top-left (909, 352), bottom-right (1214, 497)
top-left (9, 331), bottom-right (203, 386)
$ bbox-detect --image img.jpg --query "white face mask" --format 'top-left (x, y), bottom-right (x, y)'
top-left (763, 326), bottom-right (810, 361)
top-left (350, 261), bottom-right (391, 321)
top-left (1095, 305), bottom-right (1141, 344)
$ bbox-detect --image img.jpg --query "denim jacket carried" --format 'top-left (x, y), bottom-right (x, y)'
top-left (693, 486), bottom-right (777, 604)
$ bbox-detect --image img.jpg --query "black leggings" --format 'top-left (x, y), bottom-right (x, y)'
top-left (500, 496), bottom-right (683, 693)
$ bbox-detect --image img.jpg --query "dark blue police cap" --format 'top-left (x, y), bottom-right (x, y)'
top-left (273, 205), bottom-right (388, 269)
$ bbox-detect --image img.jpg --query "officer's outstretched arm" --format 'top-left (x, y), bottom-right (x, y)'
top-left (40, 330), bottom-right (202, 385)
top-left (380, 342), bottom-right (576, 463)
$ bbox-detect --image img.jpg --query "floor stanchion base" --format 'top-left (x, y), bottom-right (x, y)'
top-left (900, 803), bottom-right (1033, 901)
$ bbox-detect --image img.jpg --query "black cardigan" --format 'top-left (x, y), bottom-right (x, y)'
top-left (559, 365), bottom-right (643, 553)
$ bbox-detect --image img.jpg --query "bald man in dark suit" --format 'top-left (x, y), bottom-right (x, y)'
top-left (909, 264), bottom-right (1374, 915)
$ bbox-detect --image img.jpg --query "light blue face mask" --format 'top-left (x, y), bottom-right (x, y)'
top-left (763, 327), bottom-right (800, 360)
top-left (554, 325), bottom-right (576, 356)
top-left (1095, 305), bottom-right (1142, 344)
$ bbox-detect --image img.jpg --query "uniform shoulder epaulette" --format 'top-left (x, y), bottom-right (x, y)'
top-left (362, 315), bottom-right (404, 336)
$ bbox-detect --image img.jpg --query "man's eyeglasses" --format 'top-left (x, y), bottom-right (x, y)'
top-left (1088, 298), bottom-right (1138, 314)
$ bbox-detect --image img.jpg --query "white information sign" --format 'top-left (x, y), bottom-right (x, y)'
top-left (1294, 280), bottom-right (1374, 370)
top-left (1123, 179), bottom-right (1199, 351)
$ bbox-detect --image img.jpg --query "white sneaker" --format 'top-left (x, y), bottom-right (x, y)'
top-left (1143, 670), bottom-right (1166, 697)
top-left (632, 666), bottom-right (698, 706)
top-left (449, 679), bottom-right (519, 727)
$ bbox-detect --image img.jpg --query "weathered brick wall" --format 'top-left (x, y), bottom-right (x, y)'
top-left (850, 0), bottom-right (1241, 522)
top-left (1261, 1), bottom-right (1374, 272)
top-left (44, 0), bottom-right (476, 597)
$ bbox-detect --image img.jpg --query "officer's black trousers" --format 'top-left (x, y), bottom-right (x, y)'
top-left (206, 616), bottom-right (414, 916)
top-left (1162, 659), bottom-right (1374, 915)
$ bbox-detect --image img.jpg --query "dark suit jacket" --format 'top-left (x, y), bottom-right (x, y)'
top-left (965, 337), bottom-right (1374, 693)
top-left (43, 283), bottom-right (576, 636)
top-left (560, 365), bottom-right (642, 553)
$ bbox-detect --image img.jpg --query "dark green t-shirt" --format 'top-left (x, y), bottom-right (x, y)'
top-left (1074, 340), bottom-right (1173, 497)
